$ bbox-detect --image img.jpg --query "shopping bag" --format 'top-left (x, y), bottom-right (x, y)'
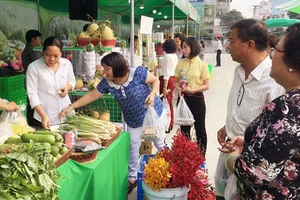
top-left (224, 174), bottom-right (239, 200)
top-left (174, 96), bottom-right (195, 126)
top-left (141, 106), bottom-right (164, 140)
top-left (162, 97), bottom-right (171, 132)
top-left (0, 122), bottom-right (14, 145)
top-left (214, 153), bottom-right (231, 197)
top-left (0, 104), bottom-right (35, 135)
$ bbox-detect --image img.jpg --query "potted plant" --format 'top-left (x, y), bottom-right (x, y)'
top-left (142, 130), bottom-right (215, 200)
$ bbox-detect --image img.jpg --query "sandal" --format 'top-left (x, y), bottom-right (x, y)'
top-left (127, 180), bottom-right (137, 194)
top-left (165, 126), bottom-right (173, 134)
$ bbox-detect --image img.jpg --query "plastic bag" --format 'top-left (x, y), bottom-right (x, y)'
top-left (0, 122), bottom-right (14, 145)
top-left (162, 97), bottom-right (171, 132)
top-left (214, 153), bottom-right (231, 197)
top-left (73, 140), bottom-right (103, 153)
top-left (0, 104), bottom-right (35, 135)
top-left (174, 96), bottom-right (195, 126)
top-left (224, 174), bottom-right (238, 200)
top-left (141, 106), bottom-right (164, 140)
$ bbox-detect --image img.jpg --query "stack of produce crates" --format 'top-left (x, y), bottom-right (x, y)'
top-left (0, 74), bottom-right (27, 115)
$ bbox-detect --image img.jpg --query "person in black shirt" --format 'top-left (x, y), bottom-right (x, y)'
top-left (21, 30), bottom-right (42, 126)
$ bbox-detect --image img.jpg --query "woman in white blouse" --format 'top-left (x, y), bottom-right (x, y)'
top-left (159, 39), bottom-right (178, 133)
top-left (26, 36), bottom-right (75, 129)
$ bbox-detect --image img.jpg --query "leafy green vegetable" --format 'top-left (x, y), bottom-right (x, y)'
top-left (0, 30), bottom-right (8, 51)
top-left (0, 141), bottom-right (61, 199)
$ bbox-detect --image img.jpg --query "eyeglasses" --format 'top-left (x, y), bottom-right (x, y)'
top-left (271, 47), bottom-right (285, 57)
top-left (237, 83), bottom-right (245, 106)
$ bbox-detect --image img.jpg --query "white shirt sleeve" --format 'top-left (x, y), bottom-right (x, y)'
top-left (66, 60), bottom-right (76, 91)
top-left (162, 55), bottom-right (172, 80)
top-left (26, 59), bottom-right (41, 108)
top-left (77, 51), bottom-right (84, 76)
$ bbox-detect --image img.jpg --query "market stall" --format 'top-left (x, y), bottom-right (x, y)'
top-left (57, 131), bottom-right (130, 200)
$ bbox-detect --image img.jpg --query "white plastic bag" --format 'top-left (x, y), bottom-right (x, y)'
top-left (162, 98), bottom-right (171, 132)
top-left (214, 153), bottom-right (231, 197)
top-left (224, 174), bottom-right (238, 200)
top-left (174, 96), bottom-right (195, 126)
top-left (0, 122), bottom-right (14, 145)
top-left (141, 106), bottom-right (164, 140)
top-left (0, 104), bottom-right (35, 135)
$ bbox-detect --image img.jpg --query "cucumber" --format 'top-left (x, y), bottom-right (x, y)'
top-left (51, 146), bottom-right (60, 157)
top-left (53, 142), bottom-right (64, 151)
top-left (4, 136), bottom-right (23, 144)
top-left (21, 133), bottom-right (55, 145)
top-left (60, 147), bottom-right (69, 155)
top-left (32, 130), bottom-right (63, 142)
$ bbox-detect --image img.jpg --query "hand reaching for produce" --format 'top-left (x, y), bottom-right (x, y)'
top-left (59, 105), bottom-right (73, 119)
top-left (41, 115), bottom-right (51, 130)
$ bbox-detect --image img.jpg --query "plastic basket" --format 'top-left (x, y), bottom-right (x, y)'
top-left (137, 154), bottom-right (155, 200)
top-left (88, 94), bottom-right (122, 122)
top-left (2, 90), bottom-right (27, 103)
top-left (69, 93), bottom-right (122, 123)
top-left (0, 74), bottom-right (25, 95)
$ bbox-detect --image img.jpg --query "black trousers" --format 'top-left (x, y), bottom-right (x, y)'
top-left (216, 50), bottom-right (222, 66)
top-left (180, 95), bottom-right (207, 157)
top-left (26, 96), bottom-right (35, 126)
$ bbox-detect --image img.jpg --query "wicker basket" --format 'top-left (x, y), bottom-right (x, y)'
top-left (54, 148), bottom-right (72, 168)
top-left (101, 126), bottom-right (121, 147)
top-left (70, 151), bottom-right (98, 164)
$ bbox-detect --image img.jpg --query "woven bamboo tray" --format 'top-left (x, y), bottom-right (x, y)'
top-left (54, 148), bottom-right (72, 168)
top-left (101, 126), bottom-right (121, 147)
top-left (70, 151), bottom-right (98, 164)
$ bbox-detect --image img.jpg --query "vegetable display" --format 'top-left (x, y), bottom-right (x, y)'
top-left (4, 130), bottom-right (67, 159)
top-left (59, 114), bottom-right (117, 141)
top-left (0, 141), bottom-right (61, 199)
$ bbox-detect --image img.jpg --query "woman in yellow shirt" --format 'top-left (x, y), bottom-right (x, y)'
top-left (174, 37), bottom-right (210, 156)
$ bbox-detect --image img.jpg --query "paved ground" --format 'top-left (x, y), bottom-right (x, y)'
top-left (128, 52), bottom-right (238, 199)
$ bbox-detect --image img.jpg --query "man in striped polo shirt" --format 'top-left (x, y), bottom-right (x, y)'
top-left (214, 19), bottom-right (285, 200)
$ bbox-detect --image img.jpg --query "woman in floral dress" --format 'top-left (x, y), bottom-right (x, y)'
top-left (220, 23), bottom-right (300, 199)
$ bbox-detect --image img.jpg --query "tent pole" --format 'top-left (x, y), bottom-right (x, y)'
top-left (186, 16), bottom-right (188, 36)
top-left (172, 3), bottom-right (175, 39)
top-left (199, 24), bottom-right (201, 39)
top-left (37, 0), bottom-right (41, 31)
top-left (194, 21), bottom-right (196, 37)
top-left (130, 0), bottom-right (135, 67)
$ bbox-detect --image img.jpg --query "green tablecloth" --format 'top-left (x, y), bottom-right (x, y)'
top-left (57, 132), bottom-right (130, 200)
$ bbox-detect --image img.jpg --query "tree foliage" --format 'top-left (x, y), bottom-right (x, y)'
top-left (220, 9), bottom-right (244, 28)
top-left (287, 11), bottom-right (300, 19)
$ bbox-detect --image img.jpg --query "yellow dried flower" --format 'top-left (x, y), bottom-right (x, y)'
top-left (144, 156), bottom-right (171, 191)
